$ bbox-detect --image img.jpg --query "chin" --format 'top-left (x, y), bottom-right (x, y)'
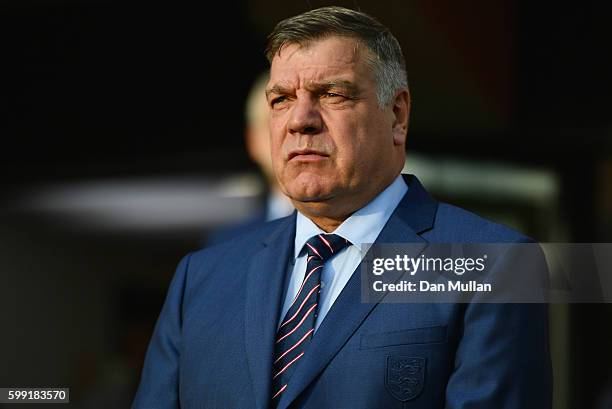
top-left (288, 189), bottom-right (328, 203)
top-left (286, 182), bottom-right (335, 203)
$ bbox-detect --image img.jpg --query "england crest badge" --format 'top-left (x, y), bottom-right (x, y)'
top-left (385, 356), bottom-right (426, 402)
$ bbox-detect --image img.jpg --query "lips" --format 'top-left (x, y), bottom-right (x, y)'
top-left (288, 149), bottom-right (329, 161)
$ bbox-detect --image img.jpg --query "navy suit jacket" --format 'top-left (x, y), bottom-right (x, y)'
top-left (133, 174), bottom-right (552, 409)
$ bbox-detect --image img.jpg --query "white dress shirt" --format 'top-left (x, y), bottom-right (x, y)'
top-left (278, 174), bottom-right (408, 331)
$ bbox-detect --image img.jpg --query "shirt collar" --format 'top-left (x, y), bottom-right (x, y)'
top-left (294, 174), bottom-right (408, 259)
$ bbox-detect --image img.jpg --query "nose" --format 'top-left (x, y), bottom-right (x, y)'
top-left (287, 95), bottom-right (323, 135)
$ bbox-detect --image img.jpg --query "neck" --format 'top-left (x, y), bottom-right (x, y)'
top-left (292, 175), bottom-right (399, 232)
top-left (306, 215), bottom-right (345, 233)
top-left (291, 172), bottom-right (399, 233)
top-left (291, 199), bottom-right (351, 232)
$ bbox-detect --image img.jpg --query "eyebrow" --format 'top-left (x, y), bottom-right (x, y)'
top-left (307, 79), bottom-right (360, 97)
top-left (265, 84), bottom-right (291, 100)
top-left (266, 79), bottom-right (360, 100)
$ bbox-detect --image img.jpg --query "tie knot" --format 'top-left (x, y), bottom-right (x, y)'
top-left (304, 234), bottom-right (350, 262)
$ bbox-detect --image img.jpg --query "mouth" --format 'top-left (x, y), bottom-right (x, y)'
top-left (288, 149), bottom-right (329, 162)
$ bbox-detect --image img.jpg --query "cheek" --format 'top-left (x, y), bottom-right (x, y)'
top-left (270, 144), bottom-right (284, 176)
top-left (330, 123), bottom-right (366, 166)
top-left (337, 126), bottom-right (386, 178)
top-left (269, 121), bottom-right (285, 161)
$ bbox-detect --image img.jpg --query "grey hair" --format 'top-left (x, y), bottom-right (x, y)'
top-left (265, 6), bottom-right (408, 107)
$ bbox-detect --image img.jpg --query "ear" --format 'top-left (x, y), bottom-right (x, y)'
top-left (391, 88), bottom-right (411, 146)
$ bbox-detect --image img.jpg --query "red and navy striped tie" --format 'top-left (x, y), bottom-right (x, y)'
top-left (270, 233), bottom-right (351, 405)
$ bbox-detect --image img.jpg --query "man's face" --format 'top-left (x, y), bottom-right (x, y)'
top-left (267, 36), bottom-right (406, 218)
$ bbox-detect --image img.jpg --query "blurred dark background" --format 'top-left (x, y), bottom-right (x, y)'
top-left (1, 1), bottom-right (611, 408)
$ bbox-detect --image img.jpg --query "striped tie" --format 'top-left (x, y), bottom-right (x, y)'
top-left (270, 233), bottom-right (351, 405)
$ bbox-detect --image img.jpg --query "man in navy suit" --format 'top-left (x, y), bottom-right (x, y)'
top-left (133, 6), bottom-right (551, 409)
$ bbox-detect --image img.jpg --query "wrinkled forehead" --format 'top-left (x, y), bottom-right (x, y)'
top-left (272, 35), bottom-right (365, 61)
top-left (267, 36), bottom-right (374, 89)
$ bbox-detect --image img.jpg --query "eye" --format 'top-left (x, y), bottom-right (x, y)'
top-left (322, 92), bottom-right (348, 103)
top-left (270, 96), bottom-right (288, 108)
top-left (270, 96), bottom-right (284, 105)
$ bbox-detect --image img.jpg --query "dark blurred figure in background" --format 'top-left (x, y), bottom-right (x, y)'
top-left (207, 72), bottom-right (294, 244)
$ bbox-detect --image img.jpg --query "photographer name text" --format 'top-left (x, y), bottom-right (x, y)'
top-left (372, 280), bottom-right (492, 293)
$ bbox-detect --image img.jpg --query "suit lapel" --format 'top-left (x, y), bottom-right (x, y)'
top-left (277, 174), bottom-right (438, 409)
top-left (244, 214), bottom-right (296, 409)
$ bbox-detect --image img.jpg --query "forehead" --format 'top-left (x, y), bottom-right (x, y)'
top-left (268, 36), bottom-right (373, 88)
